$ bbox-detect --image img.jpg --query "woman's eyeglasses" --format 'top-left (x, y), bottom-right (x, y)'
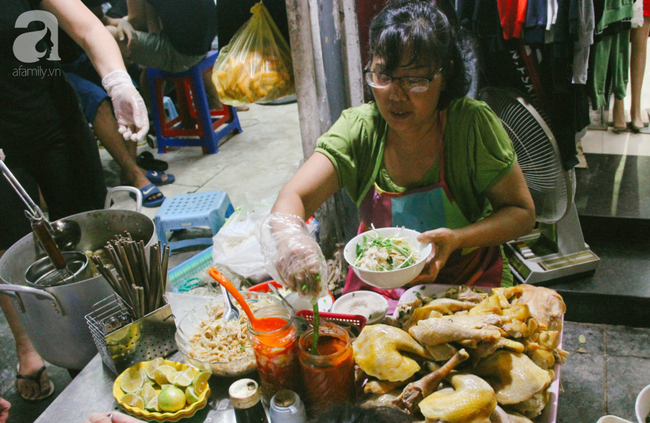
top-left (364, 68), bottom-right (444, 93)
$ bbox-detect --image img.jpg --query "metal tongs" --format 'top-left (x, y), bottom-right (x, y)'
top-left (0, 161), bottom-right (75, 284)
top-left (0, 160), bottom-right (50, 229)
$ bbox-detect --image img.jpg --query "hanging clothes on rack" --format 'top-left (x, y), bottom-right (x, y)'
top-left (497, 0), bottom-right (529, 39)
top-left (587, 0), bottom-right (634, 110)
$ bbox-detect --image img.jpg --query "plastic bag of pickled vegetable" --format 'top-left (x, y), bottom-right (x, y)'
top-left (211, 1), bottom-right (294, 106)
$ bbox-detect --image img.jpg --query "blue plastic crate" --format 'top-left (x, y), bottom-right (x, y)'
top-left (167, 247), bottom-right (213, 292)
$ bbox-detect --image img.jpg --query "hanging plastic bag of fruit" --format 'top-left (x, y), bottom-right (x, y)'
top-left (212, 1), bottom-right (294, 106)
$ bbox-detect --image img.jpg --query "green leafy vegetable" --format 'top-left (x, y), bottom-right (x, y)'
top-left (354, 227), bottom-right (419, 271)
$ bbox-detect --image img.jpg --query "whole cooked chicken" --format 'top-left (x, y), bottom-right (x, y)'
top-left (495, 285), bottom-right (566, 332)
top-left (473, 350), bottom-right (552, 405)
top-left (418, 372), bottom-right (497, 423)
top-left (409, 317), bottom-right (502, 346)
top-left (353, 324), bottom-right (432, 382)
top-left (403, 298), bottom-right (476, 331)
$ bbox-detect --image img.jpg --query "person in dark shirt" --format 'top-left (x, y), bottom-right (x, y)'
top-left (107, 0), bottom-right (229, 110)
top-left (1, 0), bottom-right (147, 401)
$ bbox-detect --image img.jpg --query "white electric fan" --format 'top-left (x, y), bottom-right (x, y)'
top-left (477, 87), bottom-right (600, 284)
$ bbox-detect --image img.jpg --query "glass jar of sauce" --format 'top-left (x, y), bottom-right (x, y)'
top-left (248, 304), bottom-right (301, 404)
top-left (229, 378), bottom-right (268, 423)
top-left (298, 323), bottom-right (356, 416)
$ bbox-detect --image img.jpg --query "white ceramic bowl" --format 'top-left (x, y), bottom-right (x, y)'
top-left (636, 384), bottom-right (650, 423)
top-left (344, 227), bottom-right (432, 289)
top-left (331, 291), bottom-right (388, 325)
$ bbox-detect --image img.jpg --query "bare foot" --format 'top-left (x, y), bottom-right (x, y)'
top-left (16, 349), bottom-right (52, 400)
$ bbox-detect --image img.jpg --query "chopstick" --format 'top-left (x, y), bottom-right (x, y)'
top-left (90, 232), bottom-right (169, 319)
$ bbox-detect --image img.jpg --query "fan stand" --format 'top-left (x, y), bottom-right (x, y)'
top-left (505, 203), bottom-right (600, 284)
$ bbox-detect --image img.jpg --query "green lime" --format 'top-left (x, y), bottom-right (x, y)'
top-left (185, 386), bottom-right (200, 404)
top-left (120, 369), bottom-right (144, 393)
top-left (154, 365), bottom-right (177, 386)
top-left (139, 384), bottom-right (157, 405)
top-left (145, 357), bottom-right (166, 380)
top-left (192, 371), bottom-right (210, 396)
top-left (146, 395), bottom-right (160, 412)
top-left (172, 367), bottom-right (195, 388)
top-left (158, 386), bottom-right (186, 412)
top-left (121, 393), bottom-right (144, 410)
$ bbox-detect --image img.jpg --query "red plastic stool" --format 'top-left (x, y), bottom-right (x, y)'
top-left (147, 50), bottom-right (242, 154)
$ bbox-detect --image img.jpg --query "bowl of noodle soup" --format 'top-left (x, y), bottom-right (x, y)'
top-left (175, 291), bottom-right (282, 377)
top-left (344, 227), bottom-right (432, 289)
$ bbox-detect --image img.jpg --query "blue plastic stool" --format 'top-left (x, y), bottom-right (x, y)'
top-left (147, 50), bottom-right (242, 154)
top-left (154, 191), bottom-right (234, 251)
top-left (162, 96), bottom-right (178, 120)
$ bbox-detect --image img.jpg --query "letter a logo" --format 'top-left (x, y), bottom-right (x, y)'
top-left (13, 11), bottom-right (61, 63)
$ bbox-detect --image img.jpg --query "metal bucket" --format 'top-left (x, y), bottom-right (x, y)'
top-left (0, 205), bottom-right (156, 370)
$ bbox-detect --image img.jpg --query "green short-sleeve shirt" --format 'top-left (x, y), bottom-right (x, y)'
top-left (315, 97), bottom-right (517, 224)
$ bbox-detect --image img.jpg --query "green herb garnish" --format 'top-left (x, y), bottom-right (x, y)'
top-left (354, 227), bottom-right (418, 271)
top-left (311, 300), bottom-right (320, 355)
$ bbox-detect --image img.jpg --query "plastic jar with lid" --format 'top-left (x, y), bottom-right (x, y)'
top-left (248, 303), bottom-right (302, 403)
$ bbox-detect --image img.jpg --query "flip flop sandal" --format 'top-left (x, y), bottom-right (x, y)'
top-left (145, 170), bottom-right (175, 186)
top-left (129, 184), bottom-right (166, 208)
top-left (137, 151), bottom-right (168, 172)
top-left (16, 365), bottom-right (55, 401)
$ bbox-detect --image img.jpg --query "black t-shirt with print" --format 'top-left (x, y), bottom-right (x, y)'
top-left (0, 0), bottom-right (79, 155)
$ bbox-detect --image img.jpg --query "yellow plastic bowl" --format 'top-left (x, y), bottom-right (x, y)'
top-left (113, 359), bottom-right (210, 422)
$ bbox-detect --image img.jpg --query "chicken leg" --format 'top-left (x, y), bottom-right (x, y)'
top-left (392, 349), bottom-right (470, 415)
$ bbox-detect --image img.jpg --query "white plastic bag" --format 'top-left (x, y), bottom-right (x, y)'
top-left (212, 196), bottom-right (274, 281)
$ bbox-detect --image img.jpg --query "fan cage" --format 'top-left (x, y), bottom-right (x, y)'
top-left (478, 87), bottom-right (572, 223)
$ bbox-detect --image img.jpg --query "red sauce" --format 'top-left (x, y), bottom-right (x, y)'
top-left (299, 334), bottom-right (355, 416)
top-left (251, 322), bottom-right (301, 402)
top-left (253, 317), bottom-right (288, 333)
top-left (314, 336), bottom-right (347, 356)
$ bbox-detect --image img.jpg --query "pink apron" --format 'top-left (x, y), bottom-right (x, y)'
top-left (342, 125), bottom-right (503, 312)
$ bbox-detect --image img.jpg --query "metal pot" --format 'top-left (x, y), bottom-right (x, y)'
top-left (0, 205), bottom-right (155, 370)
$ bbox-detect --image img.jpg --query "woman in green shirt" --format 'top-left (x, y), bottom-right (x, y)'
top-left (262, 0), bottom-right (535, 302)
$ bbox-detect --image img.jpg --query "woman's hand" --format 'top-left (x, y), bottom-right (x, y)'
top-left (260, 213), bottom-right (327, 298)
top-left (84, 411), bottom-right (145, 423)
top-left (410, 228), bottom-right (461, 284)
top-left (0, 397), bottom-right (10, 423)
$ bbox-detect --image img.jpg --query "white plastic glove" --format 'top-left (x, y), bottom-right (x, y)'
top-left (0, 149), bottom-right (5, 161)
top-left (259, 212), bottom-right (328, 298)
top-left (101, 70), bottom-right (149, 142)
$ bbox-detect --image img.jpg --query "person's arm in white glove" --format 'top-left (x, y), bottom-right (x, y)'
top-left (41, 0), bottom-right (149, 141)
top-left (261, 152), bottom-right (341, 298)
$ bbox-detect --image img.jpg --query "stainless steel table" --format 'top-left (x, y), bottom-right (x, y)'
top-left (35, 352), bottom-right (240, 423)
